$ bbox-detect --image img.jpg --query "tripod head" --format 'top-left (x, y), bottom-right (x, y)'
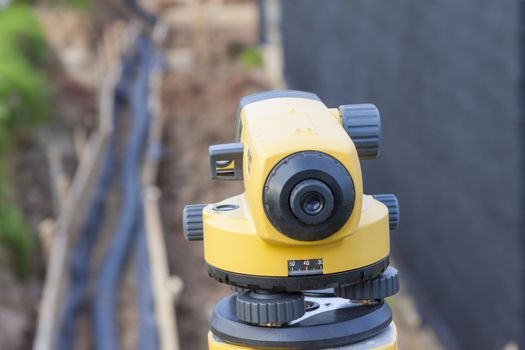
top-left (183, 90), bottom-right (400, 348)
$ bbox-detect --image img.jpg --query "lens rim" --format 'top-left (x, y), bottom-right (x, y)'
top-left (289, 179), bottom-right (334, 225)
top-left (263, 151), bottom-right (355, 241)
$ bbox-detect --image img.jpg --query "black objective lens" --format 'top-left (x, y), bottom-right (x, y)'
top-left (290, 179), bottom-right (334, 225)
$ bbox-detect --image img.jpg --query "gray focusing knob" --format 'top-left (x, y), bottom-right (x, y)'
top-left (182, 204), bottom-right (206, 241)
top-left (372, 194), bottom-right (400, 230)
top-left (335, 266), bottom-right (400, 300)
top-left (339, 104), bottom-right (381, 160)
top-left (236, 291), bottom-right (305, 326)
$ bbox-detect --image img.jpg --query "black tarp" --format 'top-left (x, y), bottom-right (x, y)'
top-left (280, 1), bottom-right (524, 349)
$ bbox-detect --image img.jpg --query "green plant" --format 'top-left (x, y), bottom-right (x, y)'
top-left (66, 0), bottom-right (90, 9)
top-left (0, 166), bottom-right (33, 277)
top-left (239, 46), bottom-right (263, 68)
top-left (0, 6), bottom-right (50, 136)
top-left (0, 6), bottom-right (48, 66)
top-left (0, 5), bottom-right (51, 277)
top-left (13, 0), bottom-right (91, 9)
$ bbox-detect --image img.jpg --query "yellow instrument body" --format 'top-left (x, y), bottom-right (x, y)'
top-left (203, 96), bottom-right (391, 277)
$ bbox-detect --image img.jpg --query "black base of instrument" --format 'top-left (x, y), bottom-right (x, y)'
top-left (210, 292), bottom-right (392, 349)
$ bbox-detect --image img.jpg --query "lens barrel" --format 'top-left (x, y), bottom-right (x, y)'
top-left (263, 151), bottom-right (355, 241)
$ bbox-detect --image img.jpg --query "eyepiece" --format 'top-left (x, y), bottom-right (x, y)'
top-left (290, 179), bottom-right (334, 224)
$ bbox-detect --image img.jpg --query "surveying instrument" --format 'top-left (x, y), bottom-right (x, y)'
top-left (183, 90), bottom-right (400, 349)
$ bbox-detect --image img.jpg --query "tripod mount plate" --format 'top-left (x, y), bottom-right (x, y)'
top-left (210, 293), bottom-right (393, 349)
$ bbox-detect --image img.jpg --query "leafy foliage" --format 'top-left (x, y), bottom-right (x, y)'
top-left (239, 46), bottom-right (263, 68)
top-left (0, 5), bottom-right (51, 277)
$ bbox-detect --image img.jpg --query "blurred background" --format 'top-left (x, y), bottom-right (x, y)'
top-left (0, 0), bottom-right (522, 349)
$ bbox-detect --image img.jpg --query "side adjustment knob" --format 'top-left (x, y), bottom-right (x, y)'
top-left (335, 266), bottom-right (400, 300)
top-left (339, 104), bottom-right (381, 160)
top-left (182, 204), bottom-right (206, 241)
top-left (372, 194), bottom-right (400, 230)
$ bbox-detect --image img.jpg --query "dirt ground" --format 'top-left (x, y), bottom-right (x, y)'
top-left (158, 26), bottom-right (269, 350)
top-left (0, 12), bottom-right (97, 348)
